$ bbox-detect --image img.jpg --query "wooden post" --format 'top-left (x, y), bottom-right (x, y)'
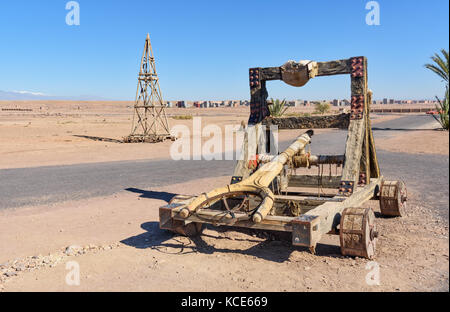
top-left (339, 57), bottom-right (368, 194)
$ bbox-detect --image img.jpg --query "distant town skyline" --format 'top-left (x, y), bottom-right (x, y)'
top-left (0, 1), bottom-right (448, 101)
top-left (0, 89), bottom-right (441, 104)
top-left (163, 98), bottom-right (438, 109)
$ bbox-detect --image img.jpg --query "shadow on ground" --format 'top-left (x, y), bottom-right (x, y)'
top-left (125, 188), bottom-right (177, 203)
top-left (73, 135), bottom-right (123, 143)
top-left (120, 222), bottom-right (342, 263)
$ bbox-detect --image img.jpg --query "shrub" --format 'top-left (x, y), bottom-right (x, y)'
top-left (314, 102), bottom-right (331, 115)
top-left (171, 115), bottom-right (193, 120)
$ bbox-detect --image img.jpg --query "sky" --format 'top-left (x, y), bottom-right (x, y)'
top-left (0, 0), bottom-right (448, 101)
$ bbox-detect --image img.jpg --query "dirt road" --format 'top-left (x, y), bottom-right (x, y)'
top-left (1, 115), bottom-right (447, 218)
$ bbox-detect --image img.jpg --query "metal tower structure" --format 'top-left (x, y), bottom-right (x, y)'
top-left (124, 34), bottom-right (174, 143)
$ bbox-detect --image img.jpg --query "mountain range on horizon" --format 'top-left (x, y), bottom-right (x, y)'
top-left (0, 90), bottom-right (112, 101)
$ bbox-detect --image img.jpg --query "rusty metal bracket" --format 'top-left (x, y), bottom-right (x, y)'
top-left (338, 180), bottom-right (355, 196)
top-left (230, 176), bottom-right (243, 184)
top-left (350, 95), bottom-right (364, 120)
top-left (292, 215), bottom-right (320, 248)
top-left (350, 57), bottom-right (364, 78)
top-left (249, 68), bottom-right (261, 89)
top-left (359, 172), bottom-right (367, 185)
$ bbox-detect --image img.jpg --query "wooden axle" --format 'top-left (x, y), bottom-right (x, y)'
top-left (258, 154), bottom-right (345, 168)
top-left (292, 154), bottom-right (345, 168)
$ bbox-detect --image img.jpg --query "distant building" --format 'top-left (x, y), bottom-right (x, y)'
top-left (176, 101), bottom-right (185, 108)
top-left (342, 99), bottom-right (350, 106)
top-left (383, 98), bottom-right (388, 104)
top-left (286, 100), bottom-right (295, 107)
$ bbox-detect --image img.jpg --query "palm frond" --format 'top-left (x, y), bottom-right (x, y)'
top-left (425, 49), bottom-right (449, 130)
top-left (424, 49), bottom-right (449, 83)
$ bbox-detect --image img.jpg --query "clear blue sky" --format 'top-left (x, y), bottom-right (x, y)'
top-left (0, 0), bottom-right (448, 101)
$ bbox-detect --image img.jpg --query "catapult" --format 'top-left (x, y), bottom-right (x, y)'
top-left (159, 57), bottom-right (407, 259)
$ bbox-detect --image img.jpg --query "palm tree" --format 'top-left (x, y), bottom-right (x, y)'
top-left (268, 98), bottom-right (289, 117)
top-left (425, 49), bottom-right (449, 130)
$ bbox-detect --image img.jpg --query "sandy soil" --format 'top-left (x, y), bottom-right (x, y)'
top-left (377, 130), bottom-right (449, 155)
top-left (0, 176), bottom-right (448, 292)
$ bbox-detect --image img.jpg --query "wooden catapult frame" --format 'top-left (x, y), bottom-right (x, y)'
top-left (159, 57), bottom-right (406, 259)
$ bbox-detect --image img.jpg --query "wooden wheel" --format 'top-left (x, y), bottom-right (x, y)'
top-left (379, 180), bottom-right (407, 217)
top-left (340, 207), bottom-right (378, 259)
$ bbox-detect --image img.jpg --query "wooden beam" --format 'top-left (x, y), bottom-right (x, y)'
top-left (341, 57), bottom-right (368, 188)
top-left (317, 59), bottom-right (352, 76)
top-left (173, 209), bottom-right (294, 232)
top-left (340, 119), bottom-right (365, 184)
top-left (261, 67), bottom-right (282, 80)
top-left (366, 91), bottom-right (380, 178)
top-left (288, 175), bottom-right (342, 188)
top-left (275, 194), bottom-right (345, 204)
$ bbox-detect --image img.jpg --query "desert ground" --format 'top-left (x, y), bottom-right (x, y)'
top-left (0, 101), bottom-right (448, 292)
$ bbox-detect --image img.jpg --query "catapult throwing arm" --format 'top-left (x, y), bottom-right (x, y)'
top-left (249, 130), bottom-right (313, 222)
top-left (178, 130), bottom-right (314, 221)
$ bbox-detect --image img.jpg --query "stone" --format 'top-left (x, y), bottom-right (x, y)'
top-left (14, 265), bottom-right (25, 272)
top-left (5, 271), bottom-right (17, 277)
top-left (65, 245), bottom-right (82, 256)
